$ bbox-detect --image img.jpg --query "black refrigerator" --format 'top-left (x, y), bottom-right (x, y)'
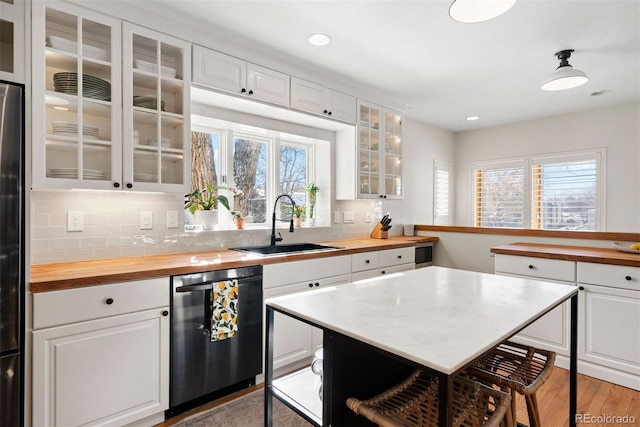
top-left (0, 80), bottom-right (25, 426)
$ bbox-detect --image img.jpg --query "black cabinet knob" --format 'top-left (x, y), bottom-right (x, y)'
top-left (162, 310), bottom-right (169, 316)
top-left (383, 195), bottom-right (387, 199)
top-left (327, 111), bottom-right (332, 115)
top-left (379, 195), bottom-right (384, 198)
top-left (323, 109), bottom-right (328, 114)
top-left (315, 282), bottom-right (320, 287)
top-left (625, 276), bottom-right (632, 281)
top-left (381, 270), bottom-right (386, 275)
top-left (397, 255), bottom-right (402, 259)
top-left (126, 183), bottom-right (133, 189)
top-left (241, 88), bottom-right (246, 93)
top-left (528, 265), bottom-right (534, 269)
top-left (579, 286), bottom-right (585, 291)
top-left (365, 259), bottom-right (370, 264)
top-left (308, 283), bottom-right (314, 288)
top-left (113, 182), bottom-right (120, 188)
top-left (248, 90), bottom-right (254, 95)
top-left (105, 298), bottom-right (114, 305)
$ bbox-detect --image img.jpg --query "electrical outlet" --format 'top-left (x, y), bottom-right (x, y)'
top-left (67, 211), bottom-right (83, 232)
top-left (167, 211), bottom-right (179, 228)
top-left (140, 211), bottom-right (153, 230)
top-left (366, 212), bottom-right (372, 223)
top-left (334, 211), bottom-right (341, 223)
top-left (343, 211), bottom-right (355, 224)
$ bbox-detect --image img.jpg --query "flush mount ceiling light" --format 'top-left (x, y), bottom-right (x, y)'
top-left (541, 49), bottom-right (589, 91)
top-left (449, 0), bottom-right (517, 23)
top-left (308, 33), bottom-right (331, 46)
top-left (466, 116), bottom-right (480, 121)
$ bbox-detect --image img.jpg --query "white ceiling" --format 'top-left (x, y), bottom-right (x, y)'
top-left (130, 0), bottom-right (640, 132)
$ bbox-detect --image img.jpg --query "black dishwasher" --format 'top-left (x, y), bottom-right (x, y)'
top-left (168, 265), bottom-right (263, 416)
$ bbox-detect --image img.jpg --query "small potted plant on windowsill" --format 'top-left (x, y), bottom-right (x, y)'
top-left (305, 183), bottom-right (319, 226)
top-left (292, 204), bottom-right (305, 228)
top-left (231, 211), bottom-right (245, 229)
top-left (185, 183), bottom-right (230, 230)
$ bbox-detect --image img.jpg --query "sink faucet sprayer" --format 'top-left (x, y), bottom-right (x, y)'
top-left (271, 194), bottom-right (296, 246)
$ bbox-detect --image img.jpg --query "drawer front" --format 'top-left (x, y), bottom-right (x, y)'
top-left (379, 247), bottom-right (415, 268)
top-left (380, 263), bottom-right (415, 276)
top-left (495, 254), bottom-right (575, 282)
top-left (578, 262), bottom-right (640, 290)
top-left (33, 278), bottom-right (169, 329)
top-left (264, 255), bottom-right (351, 288)
top-left (351, 251), bottom-right (380, 273)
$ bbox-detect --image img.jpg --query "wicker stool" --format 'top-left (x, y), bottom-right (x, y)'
top-left (466, 341), bottom-right (556, 427)
top-left (346, 369), bottom-right (510, 427)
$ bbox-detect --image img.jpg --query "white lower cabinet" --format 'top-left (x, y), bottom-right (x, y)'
top-left (263, 256), bottom-right (352, 371)
top-left (577, 262), bottom-right (640, 390)
top-left (494, 255), bottom-right (575, 364)
top-left (32, 278), bottom-right (170, 427)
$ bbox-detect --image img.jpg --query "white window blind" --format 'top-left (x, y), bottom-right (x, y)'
top-left (532, 153), bottom-right (600, 231)
top-left (434, 160), bottom-right (452, 225)
top-left (474, 161), bottom-right (525, 228)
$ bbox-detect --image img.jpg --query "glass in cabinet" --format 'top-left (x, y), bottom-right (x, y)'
top-left (33, 2), bottom-right (122, 190)
top-left (123, 24), bottom-right (190, 191)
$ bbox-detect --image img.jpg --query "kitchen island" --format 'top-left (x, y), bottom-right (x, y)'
top-left (265, 266), bottom-right (579, 427)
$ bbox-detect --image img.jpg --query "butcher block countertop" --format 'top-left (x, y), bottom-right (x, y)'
top-left (30, 236), bottom-right (438, 292)
top-left (491, 242), bottom-right (640, 267)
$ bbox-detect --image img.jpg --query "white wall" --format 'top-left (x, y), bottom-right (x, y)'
top-left (454, 102), bottom-right (640, 232)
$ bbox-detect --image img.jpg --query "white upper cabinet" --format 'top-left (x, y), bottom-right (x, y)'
top-left (32, 2), bottom-right (122, 190)
top-left (0, 0), bottom-right (25, 82)
top-left (193, 45), bottom-right (290, 107)
top-left (290, 77), bottom-right (356, 124)
top-left (336, 100), bottom-right (403, 199)
top-left (32, 2), bottom-right (190, 192)
top-left (123, 23), bottom-right (190, 192)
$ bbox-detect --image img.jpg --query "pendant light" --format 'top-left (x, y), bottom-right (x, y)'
top-left (449, 0), bottom-right (517, 23)
top-left (541, 49), bottom-right (589, 91)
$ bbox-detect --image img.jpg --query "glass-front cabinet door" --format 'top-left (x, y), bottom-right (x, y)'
top-left (32, 2), bottom-right (122, 190)
top-left (383, 109), bottom-right (403, 198)
top-left (122, 23), bottom-right (190, 192)
top-left (356, 101), bottom-right (403, 199)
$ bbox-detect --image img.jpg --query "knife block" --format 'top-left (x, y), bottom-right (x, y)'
top-left (370, 223), bottom-right (388, 239)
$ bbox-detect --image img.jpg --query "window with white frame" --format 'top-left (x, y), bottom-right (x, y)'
top-left (433, 160), bottom-right (452, 225)
top-left (473, 150), bottom-right (604, 231)
top-left (189, 125), bottom-right (321, 229)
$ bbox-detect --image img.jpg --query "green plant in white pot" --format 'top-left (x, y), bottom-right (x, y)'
top-left (185, 183), bottom-right (231, 230)
top-left (305, 183), bottom-right (319, 226)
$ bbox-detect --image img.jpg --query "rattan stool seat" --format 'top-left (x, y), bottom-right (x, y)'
top-left (467, 341), bottom-right (556, 427)
top-left (346, 370), bottom-right (510, 427)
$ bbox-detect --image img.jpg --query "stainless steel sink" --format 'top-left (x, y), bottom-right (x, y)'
top-left (232, 243), bottom-right (342, 256)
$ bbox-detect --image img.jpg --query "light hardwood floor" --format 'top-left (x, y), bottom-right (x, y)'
top-left (158, 368), bottom-right (640, 426)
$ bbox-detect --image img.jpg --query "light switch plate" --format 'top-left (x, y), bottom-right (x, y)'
top-left (343, 211), bottom-right (355, 224)
top-left (366, 212), bottom-right (372, 223)
top-left (140, 211), bottom-right (153, 230)
top-left (167, 211), bottom-right (179, 228)
top-left (334, 211), bottom-right (341, 223)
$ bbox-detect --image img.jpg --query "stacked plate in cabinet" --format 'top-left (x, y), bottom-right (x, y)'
top-left (48, 168), bottom-right (107, 180)
top-left (133, 96), bottom-right (165, 111)
top-left (134, 173), bottom-right (158, 182)
top-left (51, 121), bottom-right (99, 138)
top-left (53, 72), bottom-right (111, 101)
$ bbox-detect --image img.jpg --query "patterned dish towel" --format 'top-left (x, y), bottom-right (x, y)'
top-left (210, 279), bottom-right (239, 342)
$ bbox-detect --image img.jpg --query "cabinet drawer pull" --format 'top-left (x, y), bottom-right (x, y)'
top-left (381, 270), bottom-right (386, 275)
top-left (315, 282), bottom-right (320, 287)
top-left (397, 255), bottom-right (402, 259)
top-left (162, 310), bottom-right (169, 316)
top-left (528, 265), bottom-right (534, 269)
top-left (625, 276), bottom-right (632, 281)
top-left (105, 298), bottom-right (114, 305)
top-left (365, 259), bottom-right (370, 264)
top-left (579, 286), bottom-right (585, 291)
top-left (308, 283), bottom-right (314, 288)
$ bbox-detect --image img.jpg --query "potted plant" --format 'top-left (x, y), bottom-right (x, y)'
top-left (185, 183), bottom-right (230, 230)
top-left (305, 183), bottom-right (319, 226)
top-left (231, 211), bottom-right (245, 229)
top-left (292, 204), bottom-right (305, 228)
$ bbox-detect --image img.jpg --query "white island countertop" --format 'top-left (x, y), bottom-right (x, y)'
top-left (266, 266), bottom-right (578, 375)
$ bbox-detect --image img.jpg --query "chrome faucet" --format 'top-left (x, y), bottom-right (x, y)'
top-left (271, 194), bottom-right (295, 246)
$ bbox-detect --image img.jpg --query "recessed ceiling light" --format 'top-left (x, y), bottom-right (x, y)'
top-left (308, 33), bottom-right (331, 46)
top-left (590, 90), bottom-right (612, 97)
top-left (466, 116), bottom-right (480, 121)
